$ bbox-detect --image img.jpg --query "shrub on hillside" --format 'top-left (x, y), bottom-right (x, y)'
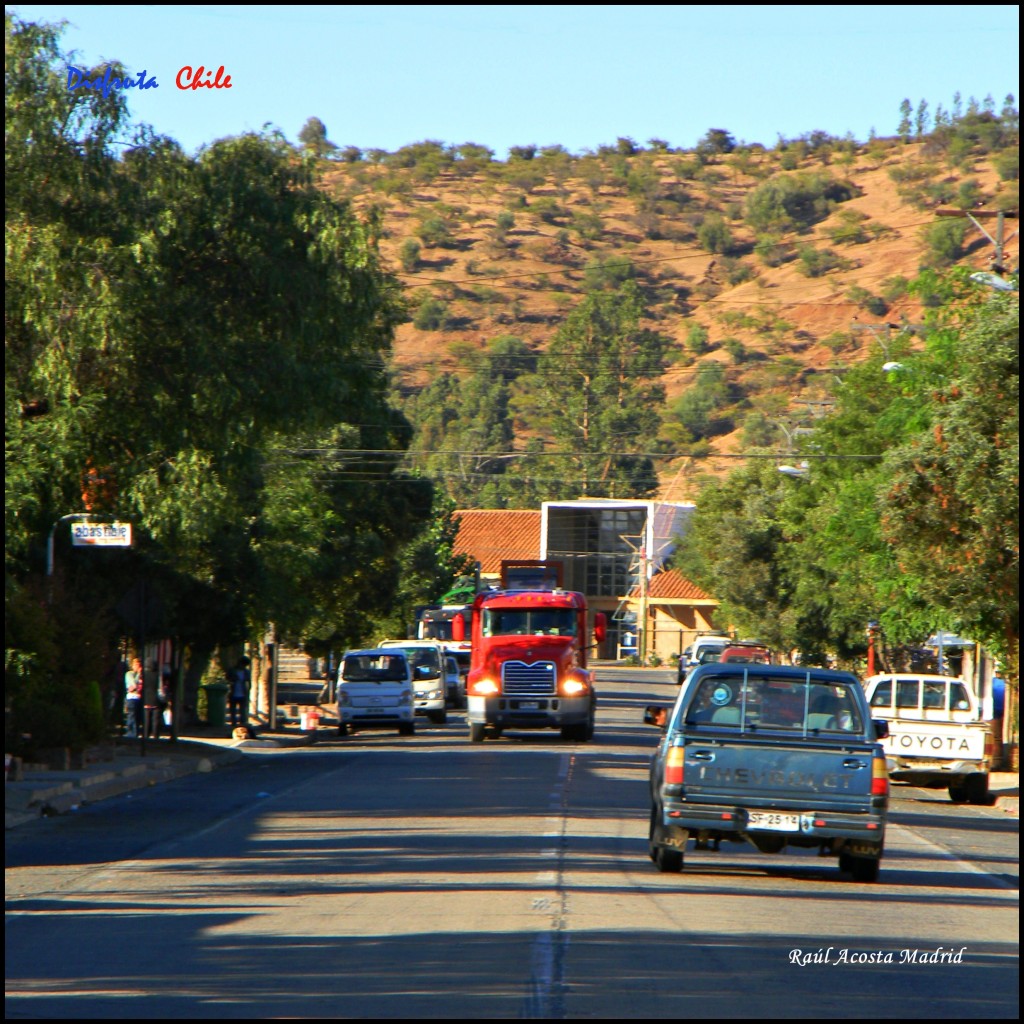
top-left (399, 238), bottom-right (421, 272)
top-left (413, 296), bottom-right (451, 331)
top-left (795, 244), bottom-right (846, 277)
top-left (697, 213), bottom-right (734, 254)
top-left (921, 220), bottom-right (967, 267)
top-left (745, 171), bottom-right (857, 233)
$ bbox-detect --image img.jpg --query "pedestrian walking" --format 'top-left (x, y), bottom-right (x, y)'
top-left (124, 658), bottom-right (143, 737)
top-left (229, 656), bottom-right (250, 730)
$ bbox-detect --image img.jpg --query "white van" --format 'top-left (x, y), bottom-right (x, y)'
top-left (336, 649), bottom-right (415, 736)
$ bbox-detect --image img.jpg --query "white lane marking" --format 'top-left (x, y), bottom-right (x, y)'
top-left (889, 821), bottom-right (1020, 894)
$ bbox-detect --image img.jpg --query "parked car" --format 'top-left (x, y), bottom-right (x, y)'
top-left (336, 649), bottom-right (415, 736)
top-left (444, 655), bottom-right (462, 708)
top-left (863, 673), bottom-right (992, 804)
top-left (676, 634), bottom-right (731, 685)
top-left (719, 643), bottom-right (773, 665)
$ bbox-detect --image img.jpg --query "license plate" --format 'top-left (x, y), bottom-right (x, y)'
top-left (747, 812), bottom-right (800, 832)
top-left (519, 701), bottom-right (539, 710)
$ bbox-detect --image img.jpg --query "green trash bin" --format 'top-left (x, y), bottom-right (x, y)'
top-left (203, 682), bottom-right (229, 728)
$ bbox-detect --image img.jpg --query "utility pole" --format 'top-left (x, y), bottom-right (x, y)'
top-left (935, 207), bottom-right (1018, 273)
top-left (850, 320), bottom-right (927, 363)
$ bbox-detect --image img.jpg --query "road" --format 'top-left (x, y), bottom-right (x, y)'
top-left (5, 669), bottom-right (1018, 1019)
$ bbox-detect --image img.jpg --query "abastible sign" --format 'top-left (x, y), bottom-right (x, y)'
top-left (72, 522), bottom-right (132, 547)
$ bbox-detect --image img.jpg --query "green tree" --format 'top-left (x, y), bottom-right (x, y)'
top-left (898, 99), bottom-right (913, 142)
top-left (664, 363), bottom-right (732, 441)
top-left (697, 213), bottom-right (734, 254)
top-left (407, 336), bottom-right (538, 508)
top-left (673, 460), bottom-right (799, 651)
top-left (297, 116), bottom-right (337, 158)
top-left (517, 283), bottom-right (669, 498)
top-left (881, 294), bottom-right (1018, 660)
top-left (745, 171), bottom-right (856, 233)
top-left (914, 99), bottom-right (930, 139)
top-left (6, 15), bottom-right (426, 737)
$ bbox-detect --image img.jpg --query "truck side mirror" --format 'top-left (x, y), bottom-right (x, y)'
top-left (872, 719), bottom-right (890, 740)
top-left (644, 705), bottom-right (668, 729)
top-left (593, 612), bottom-right (607, 644)
top-left (452, 614), bottom-right (466, 642)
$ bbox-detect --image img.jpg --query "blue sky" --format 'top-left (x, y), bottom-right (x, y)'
top-left (9, 5), bottom-right (1020, 156)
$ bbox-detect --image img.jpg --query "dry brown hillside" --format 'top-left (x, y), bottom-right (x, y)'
top-left (319, 132), bottom-right (1019, 500)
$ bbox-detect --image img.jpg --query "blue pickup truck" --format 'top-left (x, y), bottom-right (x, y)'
top-left (645, 664), bottom-right (889, 882)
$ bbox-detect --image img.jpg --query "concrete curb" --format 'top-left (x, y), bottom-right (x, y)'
top-left (4, 726), bottom-right (317, 830)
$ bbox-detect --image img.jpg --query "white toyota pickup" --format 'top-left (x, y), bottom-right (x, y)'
top-left (863, 673), bottom-right (993, 804)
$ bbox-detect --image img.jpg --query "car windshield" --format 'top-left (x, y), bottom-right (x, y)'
top-left (482, 608), bottom-right (577, 637)
top-left (683, 673), bottom-right (863, 734)
top-left (341, 655), bottom-right (407, 683)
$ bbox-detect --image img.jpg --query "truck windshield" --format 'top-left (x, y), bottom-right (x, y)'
top-left (387, 647), bottom-right (441, 679)
top-left (684, 673), bottom-right (863, 734)
top-left (482, 608), bottom-right (577, 638)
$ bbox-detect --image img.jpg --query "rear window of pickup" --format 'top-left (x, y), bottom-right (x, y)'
top-left (683, 672), bottom-right (864, 735)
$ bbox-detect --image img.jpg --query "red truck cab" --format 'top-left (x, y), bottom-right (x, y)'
top-left (462, 586), bottom-right (605, 743)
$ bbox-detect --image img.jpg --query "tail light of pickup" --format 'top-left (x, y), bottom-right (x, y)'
top-left (665, 746), bottom-right (685, 785)
top-left (871, 753), bottom-right (889, 797)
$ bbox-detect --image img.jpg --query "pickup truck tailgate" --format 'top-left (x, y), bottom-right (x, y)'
top-left (879, 719), bottom-right (987, 762)
top-left (681, 738), bottom-right (879, 812)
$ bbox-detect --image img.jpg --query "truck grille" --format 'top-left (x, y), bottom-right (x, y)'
top-left (502, 661), bottom-right (556, 695)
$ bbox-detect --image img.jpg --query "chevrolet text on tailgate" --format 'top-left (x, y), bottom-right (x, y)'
top-left (645, 664), bottom-right (889, 882)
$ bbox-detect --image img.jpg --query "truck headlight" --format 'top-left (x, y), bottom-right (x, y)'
top-left (559, 677), bottom-right (590, 697)
top-left (470, 678), bottom-right (499, 696)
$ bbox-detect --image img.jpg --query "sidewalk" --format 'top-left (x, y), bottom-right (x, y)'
top-left (5, 709), bottom-right (329, 831)
top-left (5, 714), bottom-right (1019, 830)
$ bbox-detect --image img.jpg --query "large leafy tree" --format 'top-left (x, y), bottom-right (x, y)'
top-left (407, 336), bottom-right (538, 507)
top-left (881, 294), bottom-right (1019, 659)
top-left (675, 282), bottom-right (1018, 672)
top-left (6, 15), bottom-right (428, 744)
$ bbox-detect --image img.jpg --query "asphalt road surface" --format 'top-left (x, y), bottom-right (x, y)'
top-left (5, 669), bottom-right (1018, 1019)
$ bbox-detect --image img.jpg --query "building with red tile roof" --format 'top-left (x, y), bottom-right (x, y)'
top-left (453, 510), bottom-right (541, 575)
top-left (452, 502), bottom-right (719, 662)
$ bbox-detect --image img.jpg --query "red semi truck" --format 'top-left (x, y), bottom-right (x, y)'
top-left (454, 561), bottom-right (606, 743)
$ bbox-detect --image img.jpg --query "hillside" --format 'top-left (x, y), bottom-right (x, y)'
top-left (319, 125), bottom-right (1019, 502)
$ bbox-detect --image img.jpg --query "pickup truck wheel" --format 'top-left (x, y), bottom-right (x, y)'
top-left (428, 710), bottom-right (448, 726)
top-left (398, 723), bottom-right (415, 737)
top-left (469, 722), bottom-right (487, 743)
top-left (948, 784), bottom-right (969, 804)
top-left (654, 844), bottom-right (684, 873)
top-left (964, 773), bottom-right (989, 805)
top-left (337, 723), bottom-right (349, 737)
top-left (649, 804), bottom-right (684, 872)
top-left (850, 857), bottom-right (880, 883)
